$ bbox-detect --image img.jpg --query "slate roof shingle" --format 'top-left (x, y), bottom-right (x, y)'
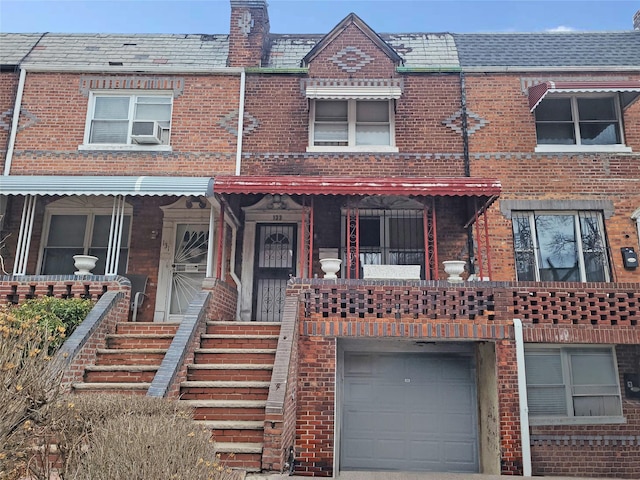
top-left (2, 30), bottom-right (640, 70)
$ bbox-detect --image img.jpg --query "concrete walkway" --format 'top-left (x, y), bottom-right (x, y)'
top-left (246, 472), bottom-right (611, 480)
top-left (247, 472), bottom-right (612, 480)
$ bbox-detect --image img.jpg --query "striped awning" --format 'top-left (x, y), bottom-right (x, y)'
top-left (212, 175), bottom-right (501, 197)
top-left (529, 81), bottom-right (640, 111)
top-left (0, 175), bottom-right (214, 196)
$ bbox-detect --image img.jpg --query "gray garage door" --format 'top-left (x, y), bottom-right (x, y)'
top-left (341, 352), bottom-right (478, 472)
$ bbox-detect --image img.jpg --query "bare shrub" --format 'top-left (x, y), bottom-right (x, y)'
top-left (62, 395), bottom-right (236, 480)
top-left (0, 308), bottom-right (65, 480)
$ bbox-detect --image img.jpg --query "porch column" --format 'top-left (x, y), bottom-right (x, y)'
top-left (215, 207), bottom-right (225, 279)
top-left (12, 194), bottom-right (37, 275)
top-left (206, 204), bottom-right (216, 278)
top-left (105, 195), bottom-right (126, 276)
top-left (300, 196), bottom-right (314, 278)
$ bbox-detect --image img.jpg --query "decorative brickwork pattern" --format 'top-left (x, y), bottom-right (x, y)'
top-left (79, 75), bottom-right (185, 97)
top-left (303, 281), bottom-right (497, 321)
top-left (0, 275), bottom-right (130, 305)
top-left (513, 289), bottom-right (639, 326)
top-left (329, 46), bottom-right (374, 73)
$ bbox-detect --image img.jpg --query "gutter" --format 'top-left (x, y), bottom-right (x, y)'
top-left (3, 68), bottom-right (26, 176)
top-left (461, 65), bottom-right (640, 73)
top-left (396, 66), bottom-right (462, 73)
top-left (513, 318), bottom-right (532, 476)
top-left (18, 64), bottom-right (245, 74)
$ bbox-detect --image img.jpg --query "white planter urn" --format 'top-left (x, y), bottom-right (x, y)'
top-left (73, 255), bottom-right (98, 275)
top-left (320, 258), bottom-right (342, 279)
top-left (443, 260), bottom-right (466, 283)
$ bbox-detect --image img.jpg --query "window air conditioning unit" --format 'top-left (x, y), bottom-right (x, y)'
top-left (131, 121), bottom-right (163, 144)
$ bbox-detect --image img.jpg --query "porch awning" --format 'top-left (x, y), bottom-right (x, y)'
top-left (211, 175), bottom-right (501, 197)
top-left (0, 176), bottom-right (214, 196)
top-left (528, 81), bottom-right (640, 111)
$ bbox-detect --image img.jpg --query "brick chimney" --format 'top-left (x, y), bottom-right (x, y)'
top-left (228, 0), bottom-right (270, 67)
top-left (634, 10), bottom-right (640, 30)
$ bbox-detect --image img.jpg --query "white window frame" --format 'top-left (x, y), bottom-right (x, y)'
top-left (307, 99), bottom-right (398, 153)
top-left (525, 345), bottom-right (624, 426)
top-left (79, 90), bottom-right (173, 152)
top-left (512, 210), bottom-right (611, 282)
top-left (535, 94), bottom-right (631, 153)
top-left (38, 200), bottom-right (133, 275)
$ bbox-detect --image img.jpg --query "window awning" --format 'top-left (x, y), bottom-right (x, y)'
top-left (0, 176), bottom-right (214, 196)
top-left (529, 81), bottom-right (640, 111)
top-left (212, 175), bottom-right (501, 197)
top-left (305, 85), bottom-right (403, 100)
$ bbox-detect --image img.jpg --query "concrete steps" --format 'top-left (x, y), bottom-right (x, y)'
top-left (180, 321), bottom-right (281, 472)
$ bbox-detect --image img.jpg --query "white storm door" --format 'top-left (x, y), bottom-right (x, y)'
top-left (168, 223), bottom-right (209, 320)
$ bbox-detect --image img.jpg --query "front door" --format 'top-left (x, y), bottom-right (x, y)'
top-left (253, 223), bottom-right (296, 322)
top-left (168, 223), bottom-right (208, 320)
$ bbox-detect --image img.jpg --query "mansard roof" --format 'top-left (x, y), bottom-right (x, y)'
top-left (2, 29), bottom-right (639, 71)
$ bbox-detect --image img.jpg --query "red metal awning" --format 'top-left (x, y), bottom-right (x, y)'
top-left (211, 175), bottom-right (501, 197)
top-left (529, 81), bottom-right (640, 111)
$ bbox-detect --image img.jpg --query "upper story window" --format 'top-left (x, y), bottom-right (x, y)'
top-left (308, 99), bottom-right (397, 153)
top-left (534, 95), bottom-right (629, 153)
top-left (525, 346), bottom-right (623, 425)
top-left (81, 93), bottom-right (172, 150)
top-left (512, 210), bottom-right (610, 282)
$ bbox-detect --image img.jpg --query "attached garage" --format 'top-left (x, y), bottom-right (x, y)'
top-left (340, 350), bottom-right (479, 473)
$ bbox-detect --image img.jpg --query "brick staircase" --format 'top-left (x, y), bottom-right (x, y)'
top-left (72, 322), bottom-right (179, 395)
top-left (180, 321), bottom-right (280, 472)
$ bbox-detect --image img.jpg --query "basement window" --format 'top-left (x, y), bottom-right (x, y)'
top-left (525, 346), bottom-right (624, 425)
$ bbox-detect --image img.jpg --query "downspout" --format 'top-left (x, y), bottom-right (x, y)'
top-left (3, 68), bottom-right (26, 176)
top-left (230, 68), bottom-right (246, 317)
top-left (513, 318), bottom-right (532, 476)
top-left (225, 216), bottom-right (242, 320)
top-left (235, 68), bottom-right (246, 176)
top-left (460, 71), bottom-right (476, 275)
top-left (4, 32), bottom-right (47, 176)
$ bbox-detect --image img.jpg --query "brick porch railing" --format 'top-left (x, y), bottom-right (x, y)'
top-left (292, 279), bottom-right (640, 328)
top-left (0, 275), bottom-right (131, 306)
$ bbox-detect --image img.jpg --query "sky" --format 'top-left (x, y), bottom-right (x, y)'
top-left (0, 0), bottom-right (638, 35)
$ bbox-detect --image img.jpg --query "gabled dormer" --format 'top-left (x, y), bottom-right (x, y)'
top-left (302, 14), bottom-right (404, 153)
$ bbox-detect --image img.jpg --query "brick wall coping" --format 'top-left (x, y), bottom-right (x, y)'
top-left (1, 274), bottom-right (131, 304)
top-left (54, 290), bottom-right (123, 372)
top-left (265, 294), bottom-right (299, 415)
top-left (147, 291), bottom-right (210, 398)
